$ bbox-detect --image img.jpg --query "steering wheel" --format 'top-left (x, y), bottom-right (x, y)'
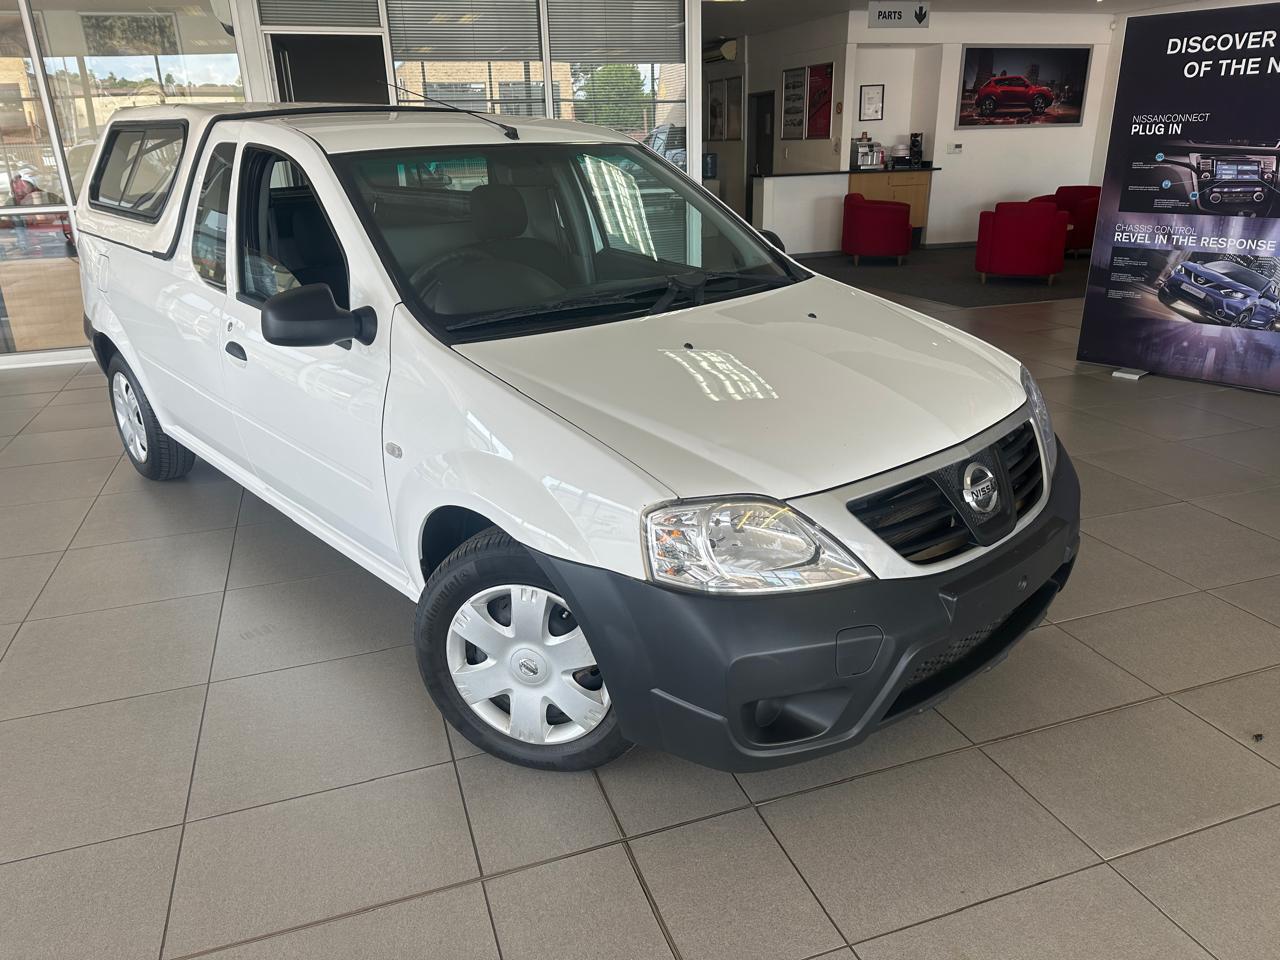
top-left (409, 247), bottom-right (495, 304)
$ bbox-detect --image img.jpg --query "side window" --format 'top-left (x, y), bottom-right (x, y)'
top-left (238, 149), bottom-right (349, 308)
top-left (192, 143), bottom-right (235, 288)
top-left (91, 123), bottom-right (186, 220)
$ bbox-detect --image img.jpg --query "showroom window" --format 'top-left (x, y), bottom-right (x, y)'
top-left (387, 0), bottom-right (547, 117)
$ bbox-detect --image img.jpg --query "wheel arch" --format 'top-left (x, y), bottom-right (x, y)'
top-left (420, 504), bottom-right (504, 584)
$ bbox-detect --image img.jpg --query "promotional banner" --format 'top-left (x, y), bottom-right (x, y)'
top-left (1078, 3), bottom-right (1280, 392)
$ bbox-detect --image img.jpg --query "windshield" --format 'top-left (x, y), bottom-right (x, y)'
top-left (1204, 260), bottom-right (1268, 290)
top-left (333, 143), bottom-right (805, 341)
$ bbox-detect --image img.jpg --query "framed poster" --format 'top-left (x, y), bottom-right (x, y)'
top-left (707, 79), bottom-right (726, 141)
top-left (956, 45), bottom-right (1091, 127)
top-left (859, 84), bottom-right (884, 121)
top-left (725, 76), bottom-right (743, 140)
top-left (1078, 2), bottom-right (1280, 393)
top-left (806, 63), bottom-right (834, 139)
top-left (781, 67), bottom-right (806, 140)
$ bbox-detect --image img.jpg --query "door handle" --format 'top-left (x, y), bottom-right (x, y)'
top-left (225, 341), bottom-right (247, 362)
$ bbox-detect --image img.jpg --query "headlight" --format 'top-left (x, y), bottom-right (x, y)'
top-left (644, 499), bottom-right (871, 594)
top-left (1225, 290), bottom-right (1246, 299)
top-left (1021, 365), bottom-right (1058, 478)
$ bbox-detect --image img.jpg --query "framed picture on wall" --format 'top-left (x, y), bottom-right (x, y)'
top-left (859, 84), bottom-right (884, 122)
top-left (725, 76), bottom-right (743, 140)
top-left (805, 63), bottom-right (834, 139)
top-left (781, 67), bottom-right (806, 140)
top-left (707, 79), bottom-right (727, 141)
top-left (956, 45), bottom-right (1092, 127)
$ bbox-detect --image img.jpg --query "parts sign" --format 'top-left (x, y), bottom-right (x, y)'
top-left (868, 1), bottom-right (930, 29)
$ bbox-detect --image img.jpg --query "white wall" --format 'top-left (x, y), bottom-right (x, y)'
top-left (850, 45), bottom-right (918, 151)
top-left (746, 13), bottom-right (854, 175)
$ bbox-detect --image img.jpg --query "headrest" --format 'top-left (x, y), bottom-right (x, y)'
top-left (470, 184), bottom-right (528, 240)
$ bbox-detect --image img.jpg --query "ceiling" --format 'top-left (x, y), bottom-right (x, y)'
top-left (703, 0), bottom-right (1212, 37)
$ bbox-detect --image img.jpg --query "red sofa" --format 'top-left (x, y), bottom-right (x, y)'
top-left (1029, 185), bottom-right (1101, 254)
top-left (975, 201), bottom-right (1069, 284)
top-left (841, 192), bottom-right (912, 265)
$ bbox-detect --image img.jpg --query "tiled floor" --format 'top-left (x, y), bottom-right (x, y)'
top-left (3, 300), bottom-right (1280, 959)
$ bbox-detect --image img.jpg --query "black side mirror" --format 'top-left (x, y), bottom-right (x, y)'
top-left (261, 284), bottom-right (377, 347)
top-left (760, 228), bottom-right (786, 253)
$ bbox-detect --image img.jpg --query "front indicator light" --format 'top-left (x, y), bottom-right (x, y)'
top-left (645, 498), bottom-right (871, 594)
top-left (1021, 365), bottom-right (1058, 478)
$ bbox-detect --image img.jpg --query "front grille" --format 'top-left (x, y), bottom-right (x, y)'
top-left (906, 619), bottom-right (1001, 686)
top-left (1192, 273), bottom-right (1209, 285)
top-left (848, 420), bottom-right (1045, 565)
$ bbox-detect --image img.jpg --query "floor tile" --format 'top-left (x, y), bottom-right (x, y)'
top-left (0, 552), bottom-right (59, 622)
top-left (100, 455), bottom-right (227, 495)
top-left (0, 686), bottom-right (204, 862)
top-left (735, 709), bottom-right (969, 802)
top-left (0, 456), bottom-right (116, 507)
top-left (46, 385), bottom-right (106, 407)
top-left (212, 570), bottom-right (414, 679)
top-left (0, 595), bottom-right (220, 720)
top-left (1059, 594), bottom-right (1280, 693)
top-left (985, 699), bottom-right (1280, 858)
top-left (235, 490), bottom-right (282, 525)
top-left (1046, 534), bottom-right (1195, 623)
top-left (1213, 574), bottom-right (1280, 627)
top-left (1116, 806), bottom-right (1280, 960)
top-left (0, 622), bottom-right (15, 660)
top-left (0, 827), bottom-right (180, 960)
top-left (596, 747), bottom-right (748, 834)
top-left (1177, 389), bottom-right (1280, 427)
top-left (1040, 372), bottom-right (1214, 408)
top-left (939, 625), bottom-right (1157, 741)
top-left (0, 408), bottom-right (36, 435)
top-left (20, 401), bottom-right (116, 434)
top-left (1045, 406), bottom-right (1162, 457)
top-left (1082, 503), bottom-right (1280, 590)
top-left (0, 390), bottom-right (54, 411)
top-left (487, 845), bottom-right (673, 960)
top-left (1083, 397), bottom-right (1254, 440)
top-left (189, 646), bottom-right (450, 819)
top-left (226, 518), bottom-right (362, 589)
top-left (72, 480), bottom-right (242, 548)
top-left (1195, 484), bottom-right (1280, 540)
top-left (0, 426), bottom-right (123, 468)
top-left (1176, 668), bottom-right (1280, 766)
top-left (1079, 441), bottom-right (1274, 499)
top-left (0, 369), bottom-right (72, 397)
top-left (1074, 459), bottom-right (1175, 519)
top-left (760, 750), bottom-right (1096, 942)
top-left (0, 497), bottom-right (92, 558)
top-left (856, 865), bottom-right (1211, 959)
top-left (205, 885), bottom-right (499, 960)
top-left (162, 766), bottom-right (478, 959)
top-left (457, 754), bottom-right (619, 873)
top-left (631, 809), bottom-right (842, 960)
top-left (1186, 426), bottom-right (1280, 475)
top-left (449, 722), bottom-right (485, 760)
top-left (30, 528), bottom-right (234, 619)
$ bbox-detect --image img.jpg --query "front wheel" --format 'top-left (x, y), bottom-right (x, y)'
top-left (107, 355), bottom-right (195, 481)
top-left (1031, 95), bottom-right (1049, 115)
top-left (415, 528), bottom-right (630, 770)
top-left (1232, 307), bottom-right (1255, 328)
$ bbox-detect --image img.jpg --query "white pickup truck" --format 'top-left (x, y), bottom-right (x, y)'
top-left (77, 103), bottom-right (1080, 772)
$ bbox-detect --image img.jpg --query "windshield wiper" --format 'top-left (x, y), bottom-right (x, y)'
top-left (443, 289), bottom-right (662, 333)
top-left (646, 270), bottom-right (793, 316)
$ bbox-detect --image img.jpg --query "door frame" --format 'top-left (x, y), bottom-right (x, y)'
top-left (745, 91), bottom-right (775, 224)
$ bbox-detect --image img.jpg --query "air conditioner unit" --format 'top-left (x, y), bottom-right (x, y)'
top-left (703, 38), bottom-right (739, 64)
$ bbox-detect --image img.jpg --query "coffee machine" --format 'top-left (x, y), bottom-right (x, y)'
top-left (909, 132), bottom-right (924, 167)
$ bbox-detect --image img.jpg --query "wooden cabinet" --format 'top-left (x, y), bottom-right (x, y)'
top-left (848, 170), bottom-right (934, 229)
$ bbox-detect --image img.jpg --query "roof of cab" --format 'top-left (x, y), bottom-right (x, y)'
top-left (103, 101), bottom-right (635, 153)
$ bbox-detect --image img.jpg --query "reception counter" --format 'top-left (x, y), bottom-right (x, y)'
top-left (751, 166), bottom-right (940, 255)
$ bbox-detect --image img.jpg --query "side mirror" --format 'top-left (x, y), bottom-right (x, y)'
top-left (261, 284), bottom-right (377, 348)
top-left (760, 228), bottom-right (786, 253)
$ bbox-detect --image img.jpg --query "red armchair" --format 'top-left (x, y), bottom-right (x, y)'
top-left (842, 192), bottom-right (912, 265)
top-left (976, 201), bottom-right (1069, 285)
top-left (1030, 185), bottom-right (1101, 254)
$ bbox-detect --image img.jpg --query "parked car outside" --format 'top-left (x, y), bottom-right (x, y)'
top-left (77, 104), bottom-right (1079, 773)
top-left (974, 75), bottom-right (1055, 117)
top-left (1159, 259), bottom-right (1280, 330)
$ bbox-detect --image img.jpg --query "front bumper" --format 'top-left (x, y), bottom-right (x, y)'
top-left (533, 448), bottom-right (1081, 772)
top-left (1164, 281), bottom-right (1245, 320)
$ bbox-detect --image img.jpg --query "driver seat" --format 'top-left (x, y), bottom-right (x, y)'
top-left (470, 184), bottom-right (572, 285)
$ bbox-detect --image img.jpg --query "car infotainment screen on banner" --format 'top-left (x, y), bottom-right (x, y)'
top-left (1077, 2), bottom-right (1280, 393)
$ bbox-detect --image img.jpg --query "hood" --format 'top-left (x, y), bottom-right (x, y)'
top-left (1184, 262), bottom-right (1257, 295)
top-left (455, 275), bottom-right (1026, 500)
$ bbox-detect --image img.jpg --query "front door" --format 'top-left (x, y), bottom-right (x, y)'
top-left (220, 135), bottom-right (402, 573)
top-left (272, 33), bottom-right (389, 104)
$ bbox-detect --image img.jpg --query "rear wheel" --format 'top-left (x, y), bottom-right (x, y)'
top-left (107, 355), bottom-right (195, 481)
top-left (415, 528), bottom-right (630, 770)
top-left (977, 96), bottom-right (997, 117)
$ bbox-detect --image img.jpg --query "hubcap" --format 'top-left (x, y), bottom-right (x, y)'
top-left (446, 584), bottom-right (609, 746)
top-left (111, 372), bottom-right (148, 463)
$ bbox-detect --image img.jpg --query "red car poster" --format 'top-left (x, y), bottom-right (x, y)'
top-left (806, 63), bottom-right (833, 139)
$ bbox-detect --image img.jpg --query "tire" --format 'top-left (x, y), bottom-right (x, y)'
top-left (107, 355), bottom-right (196, 481)
top-left (415, 528), bottom-right (630, 771)
top-left (977, 96), bottom-right (997, 117)
top-left (1157, 287), bottom-right (1176, 306)
top-left (1233, 307), bottom-right (1255, 328)
top-left (1031, 95), bottom-right (1048, 115)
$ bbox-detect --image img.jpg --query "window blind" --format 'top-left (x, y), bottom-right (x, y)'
top-left (546, 0), bottom-right (684, 64)
top-left (386, 0), bottom-right (542, 61)
top-left (257, 0), bottom-right (381, 28)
